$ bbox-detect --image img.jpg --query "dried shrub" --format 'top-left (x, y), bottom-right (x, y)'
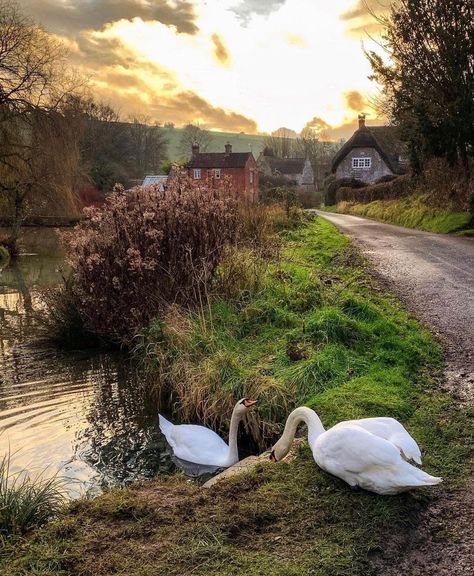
top-left (66, 173), bottom-right (239, 345)
top-left (325, 177), bottom-right (366, 205)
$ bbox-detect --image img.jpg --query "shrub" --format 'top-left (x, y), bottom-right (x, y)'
top-left (0, 245), bottom-right (10, 266)
top-left (0, 453), bottom-right (66, 537)
top-left (325, 178), bottom-right (366, 205)
top-left (66, 174), bottom-right (239, 346)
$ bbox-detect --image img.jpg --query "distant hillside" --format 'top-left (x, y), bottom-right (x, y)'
top-left (162, 127), bottom-right (266, 161)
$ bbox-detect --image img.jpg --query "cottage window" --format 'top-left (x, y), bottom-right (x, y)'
top-left (215, 169), bottom-right (221, 179)
top-left (352, 157), bottom-right (372, 169)
top-left (249, 170), bottom-right (254, 184)
top-left (193, 169), bottom-right (201, 179)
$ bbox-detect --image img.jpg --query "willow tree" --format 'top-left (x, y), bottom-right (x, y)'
top-left (0, 0), bottom-right (81, 252)
top-left (366, 0), bottom-right (474, 176)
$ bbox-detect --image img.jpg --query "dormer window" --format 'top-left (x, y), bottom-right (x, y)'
top-left (215, 169), bottom-right (221, 179)
top-left (193, 168), bottom-right (201, 179)
top-left (352, 157), bottom-right (372, 169)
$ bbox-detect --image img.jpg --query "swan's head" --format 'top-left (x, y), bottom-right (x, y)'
top-left (235, 398), bottom-right (257, 414)
top-left (268, 439), bottom-right (287, 462)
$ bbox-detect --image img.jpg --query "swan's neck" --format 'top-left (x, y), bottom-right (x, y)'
top-left (276, 407), bottom-right (325, 457)
top-left (226, 406), bottom-right (244, 464)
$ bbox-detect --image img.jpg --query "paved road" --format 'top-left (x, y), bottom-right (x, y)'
top-left (316, 211), bottom-right (474, 400)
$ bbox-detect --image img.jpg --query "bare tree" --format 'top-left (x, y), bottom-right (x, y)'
top-left (179, 124), bottom-right (212, 158)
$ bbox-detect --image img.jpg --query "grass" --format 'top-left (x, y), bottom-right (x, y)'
top-left (1, 216), bottom-right (471, 575)
top-left (0, 453), bottom-right (66, 538)
top-left (331, 195), bottom-right (471, 233)
top-left (0, 245), bottom-right (9, 266)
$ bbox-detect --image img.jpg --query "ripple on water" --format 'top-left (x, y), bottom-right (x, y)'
top-left (0, 255), bottom-right (175, 496)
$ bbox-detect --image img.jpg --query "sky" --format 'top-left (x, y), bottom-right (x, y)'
top-left (19, 0), bottom-right (392, 136)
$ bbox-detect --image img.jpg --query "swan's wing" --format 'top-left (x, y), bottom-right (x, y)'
top-left (347, 417), bottom-right (422, 464)
top-left (314, 425), bottom-right (403, 475)
top-left (167, 424), bottom-right (230, 465)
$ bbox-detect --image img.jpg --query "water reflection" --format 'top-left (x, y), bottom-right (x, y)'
top-left (0, 255), bottom-right (175, 496)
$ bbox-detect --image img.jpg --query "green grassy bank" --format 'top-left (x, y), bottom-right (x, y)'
top-left (331, 195), bottom-right (472, 234)
top-left (2, 218), bottom-right (471, 576)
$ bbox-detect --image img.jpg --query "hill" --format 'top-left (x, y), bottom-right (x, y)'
top-left (162, 127), bottom-right (266, 161)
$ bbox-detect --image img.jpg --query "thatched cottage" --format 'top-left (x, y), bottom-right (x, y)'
top-left (331, 115), bottom-right (406, 183)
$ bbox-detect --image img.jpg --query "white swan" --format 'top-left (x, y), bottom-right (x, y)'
top-left (270, 407), bottom-right (442, 495)
top-left (159, 398), bottom-right (257, 468)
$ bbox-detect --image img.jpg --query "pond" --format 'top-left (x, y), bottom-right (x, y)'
top-left (0, 254), bottom-right (175, 496)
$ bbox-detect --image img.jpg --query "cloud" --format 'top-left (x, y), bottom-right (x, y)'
top-left (341, 0), bottom-right (392, 37)
top-left (303, 116), bottom-right (332, 134)
top-left (344, 90), bottom-right (366, 112)
top-left (19, 0), bottom-right (198, 35)
top-left (232, 0), bottom-right (286, 22)
top-left (286, 34), bottom-right (307, 48)
top-left (211, 33), bottom-right (232, 66)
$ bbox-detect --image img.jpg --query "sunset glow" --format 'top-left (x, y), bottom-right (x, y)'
top-left (20, 0), bottom-right (391, 134)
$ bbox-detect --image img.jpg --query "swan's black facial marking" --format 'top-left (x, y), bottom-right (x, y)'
top-left (269, 450), bottom-right (277, 462)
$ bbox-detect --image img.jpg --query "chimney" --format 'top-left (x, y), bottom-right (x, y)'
top-left (358, 113), bottom-right (366, 129)
top-left (192, 142), bottom-right (199, 157)
top-left (224, 142), bottom-right (232, 156)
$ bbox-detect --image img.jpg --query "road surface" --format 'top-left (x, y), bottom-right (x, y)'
top-left (316, 211), bottom-right (474, 400)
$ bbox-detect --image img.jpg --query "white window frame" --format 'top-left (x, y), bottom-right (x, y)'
top-left (193, 168), bottom-right (201, 179)
top-left (352, 157), bottom-right (372, 169)
top-left (249, 170), bottom-right (254, 184)
top-left (214, 168), bottom-right (221, 179)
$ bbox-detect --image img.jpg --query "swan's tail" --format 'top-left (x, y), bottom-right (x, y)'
top-left (404, 464), bottom-right (442, 488)
top-left (159, 414), bottom-right (174, 440)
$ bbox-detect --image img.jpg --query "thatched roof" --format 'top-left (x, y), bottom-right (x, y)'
top-left (331, 125), bottom-right (405, 174)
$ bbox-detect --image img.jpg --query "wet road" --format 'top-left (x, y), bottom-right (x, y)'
top-left (316, 211), bottom-right (474, 400)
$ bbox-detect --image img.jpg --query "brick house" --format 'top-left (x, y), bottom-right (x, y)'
top-left (331, 114), bottom-right (406, 184)
top-left (187, 143), bottom-right (259, 201)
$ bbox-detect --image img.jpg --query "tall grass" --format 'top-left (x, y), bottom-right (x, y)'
top-left (0, 453), bottom-right (66, 537)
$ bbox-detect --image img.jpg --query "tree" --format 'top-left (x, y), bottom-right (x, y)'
top-left (0, 1), bottom-right (82, 252)
top-left (366, 0), bottom-right (474, 175)
top-left (264, 128), bottom-right (296, 159)
top-left (179, 124), bottom-right (212, 158)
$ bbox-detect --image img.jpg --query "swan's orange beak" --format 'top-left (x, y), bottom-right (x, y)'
top-left (243, 399), bottom-right (257, 408)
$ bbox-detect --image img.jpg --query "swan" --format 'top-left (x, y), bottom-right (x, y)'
top-left (269, 407), bottom-right (442, 495)
top-left (159, 398), bottom-right (257, 468)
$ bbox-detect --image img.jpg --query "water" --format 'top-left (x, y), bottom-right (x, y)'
top-left (0, 255), bottom-right (175, 496)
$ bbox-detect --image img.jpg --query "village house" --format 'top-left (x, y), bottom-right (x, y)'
top-left (258, 149), bottom-right (314, 187)
top-left (187, 142), bottom-right (259, 201)
top-left (331, 114), bottom-right (406, 184)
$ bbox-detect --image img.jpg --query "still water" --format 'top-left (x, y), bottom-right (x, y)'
top-left (0, 255), bottom-right (174, 496)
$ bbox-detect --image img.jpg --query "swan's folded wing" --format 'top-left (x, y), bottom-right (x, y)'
top-left (315, 425), bottom-right (403, 474)
top-left (349, 418), bottom-right (422, 464)
top-left (169, 424), bottom-right (230, 464)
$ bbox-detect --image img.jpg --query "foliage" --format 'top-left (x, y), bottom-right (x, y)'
top-left (325, 177), bottom-right (365, 205)
top-left (0, 245), bottom-right (10, 265)
top-left (65, 175), bottom-right (239, 346)
top-left (335, 195), bottom-right (471, 234)
top-left (0, 452), bottom-right (66, 537)
top-left (367, 0), bottom-right (474, 173)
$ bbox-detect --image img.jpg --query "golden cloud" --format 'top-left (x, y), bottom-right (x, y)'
top-left (344, 90), bottom-right (366, 112)
top-left (211, 33), bottom-right (231, 67)
top-left (341, 0), bottom-right (393, 37)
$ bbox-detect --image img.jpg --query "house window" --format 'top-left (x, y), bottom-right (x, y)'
top-left (214, 169), bottom-right (221, 179)
top-left (193, 168), bottom-right (201, 179)
top-left (249, 170), bottom-right (254, 184)
top-left (352, 157), bottom-right (372, 169)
